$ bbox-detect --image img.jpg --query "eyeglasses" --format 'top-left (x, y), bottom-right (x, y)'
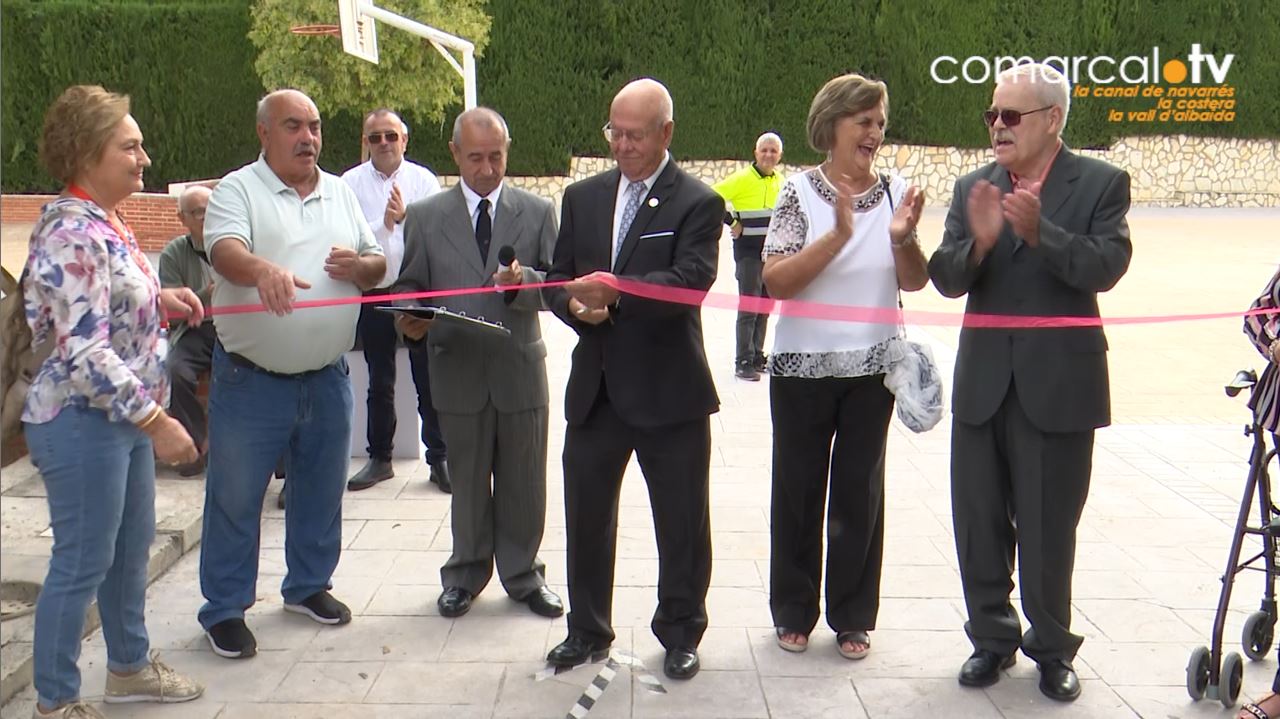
top-left (983, 106), bottom-right (1052, 128)
top-left (366, 131), bottom-right (401, 144)
top-left (602, 122), bottom-right (652, 144)
top-left (183, 208), bottom-right (206, 219)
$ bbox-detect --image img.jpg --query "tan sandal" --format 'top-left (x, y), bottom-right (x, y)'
top-left (775, 627), bottom-right (808, 653)
top-left (1241, 693), bottom-right (1280, 719)
top-left (837, 630), bottom-right (870, 660)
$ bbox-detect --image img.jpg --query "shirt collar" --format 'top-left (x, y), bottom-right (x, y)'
top-left (252, 153), bottom-right (331, 199)
top-left (368, 159), bottom-right (404, 182)
top-left (460, 179), bottom-right (503, 218)
top-left (1008, 140), bottom-right (1063, 191)
top-left (622, 152), bottom-right (670, 195)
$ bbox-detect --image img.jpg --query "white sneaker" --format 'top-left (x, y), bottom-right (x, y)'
top-left (102, 652), bottom-right (204, 704)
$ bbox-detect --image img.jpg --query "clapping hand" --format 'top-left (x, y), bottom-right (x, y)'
top-left (966, 180), bottom-right (1004, 260)
top-left (1002, 181), bottom-right (1042, 247)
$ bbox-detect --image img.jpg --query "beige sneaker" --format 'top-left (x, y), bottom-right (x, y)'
top-left (103, 652), bottom-right (204, 704)
top-left (32, 701), bottom-right (105, 718)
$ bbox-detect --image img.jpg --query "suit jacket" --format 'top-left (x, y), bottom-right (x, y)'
top-left (394, 183), bottom-right (558, 414)
top-left (158, 234), bottom-right (214, 346)
top-left (545, 161), bottom-right (723, 428)
top-left (928, 146), bottom-right (1132, 432)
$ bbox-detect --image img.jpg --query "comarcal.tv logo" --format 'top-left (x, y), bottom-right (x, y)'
top-left (930, 44), bottom-right (1234, 85)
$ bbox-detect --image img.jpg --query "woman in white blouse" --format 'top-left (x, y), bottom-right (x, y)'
top-left (762, 73), bottom-right (928, 659)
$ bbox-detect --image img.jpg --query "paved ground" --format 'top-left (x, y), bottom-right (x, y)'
top-left (2, 207), bottom-right (1279, 718)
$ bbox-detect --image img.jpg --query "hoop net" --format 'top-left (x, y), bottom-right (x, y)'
top-left (290, 24), bottom-right (341, 36)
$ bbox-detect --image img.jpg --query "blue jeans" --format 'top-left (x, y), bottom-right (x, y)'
top-left (197, 346), bottom-right (353, 629)
top-left (25, 407), bottom-right (155, 707)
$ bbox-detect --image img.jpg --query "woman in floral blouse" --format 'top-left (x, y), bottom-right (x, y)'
top-left (23, 85), bottom-right (204, 719)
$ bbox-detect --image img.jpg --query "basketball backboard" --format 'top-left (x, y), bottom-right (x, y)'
top-left (338, 0), bottom-right (378, 64)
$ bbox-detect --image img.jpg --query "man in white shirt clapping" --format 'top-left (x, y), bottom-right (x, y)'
top-left (341, 109), bottom-right (450, 492)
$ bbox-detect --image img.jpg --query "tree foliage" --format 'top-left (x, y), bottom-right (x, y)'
top-left (248, 0), bottom-right (490, 125)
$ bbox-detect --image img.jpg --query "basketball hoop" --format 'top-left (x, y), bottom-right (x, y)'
top-left (290, 24), bottom-right (341, 36)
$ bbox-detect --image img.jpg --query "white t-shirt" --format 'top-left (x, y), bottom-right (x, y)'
top-left (341, 159), bottom-right (441, 288)
top-left (205, 155), bottom-right (382, 373)
top-left (763, 168), bottom-right (904, 378)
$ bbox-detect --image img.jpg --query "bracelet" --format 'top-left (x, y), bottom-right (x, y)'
top-left (135, 406), bottom-right (163, 431)
top-left (891, 230), bottom-right (919, 249)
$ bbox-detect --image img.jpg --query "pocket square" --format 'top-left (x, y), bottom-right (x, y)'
top-left (638, 231), bottom-right (675, 240)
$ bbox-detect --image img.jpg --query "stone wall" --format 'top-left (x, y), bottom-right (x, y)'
top-left (444, 135), bottom-right (1280, 209)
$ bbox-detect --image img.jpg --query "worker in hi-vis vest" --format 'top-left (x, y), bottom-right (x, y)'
top-left (712, 132), bottom-right (784, 381)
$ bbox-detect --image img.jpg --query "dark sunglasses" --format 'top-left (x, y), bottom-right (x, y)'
top-left (366, 131), bottom-right (401, 144)
top-left (982, 105), bottom-right (1053, 127)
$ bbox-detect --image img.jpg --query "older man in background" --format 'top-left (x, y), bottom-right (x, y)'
top-left (341, 108), bottom-right (448, 493)
top-left (711, 132), bottom-right (784, 381)
top-left (160, 184), bottom-right (217, 476)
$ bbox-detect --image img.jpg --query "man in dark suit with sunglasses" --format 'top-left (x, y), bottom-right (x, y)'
top-left (341, 108), bottom-right (449, 494)
top-left (543, 78), bottom-right (724, 680)
top-left (928, 63), bottom-right (1132, 703)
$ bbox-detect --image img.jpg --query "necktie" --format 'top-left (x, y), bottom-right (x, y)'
top-left (476, 198), bottom-right (492, 262)
top-left (615, 181), bottom-right (647, 261)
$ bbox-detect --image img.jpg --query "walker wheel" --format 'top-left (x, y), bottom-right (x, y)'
top-left (1243, 610), bottom-right (1275, 660)
top-left (1220, 651), bottom-right (1244, 708)
top-left (1186, 646), bottom-right (1210, 700)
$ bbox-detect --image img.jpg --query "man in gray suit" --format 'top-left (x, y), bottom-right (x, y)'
top-left (929, 63), bottom-right (1131, 702)
top-left (394, 107), bottom-right (563, 619)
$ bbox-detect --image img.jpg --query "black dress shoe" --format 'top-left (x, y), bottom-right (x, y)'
top-left (437, 587), bottom-right (473, 618)
top-left (546, 636), bottom-right (610, 666)
top-left (522, 586), bottom-right (564, 618)
top-left (429, 461), bottom-right (452, 494)
top-left (1038, 659), bottom-right (1081, 702)
top-left (347, 458), bottom-right (394, 491)
top-left (958, 649), bottom-right (1016, 687)
top-left (664, 647), bottom-right (700, 680)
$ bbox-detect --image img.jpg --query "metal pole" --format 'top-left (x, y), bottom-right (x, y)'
top-left (358, 2), bottom-right (477, 109)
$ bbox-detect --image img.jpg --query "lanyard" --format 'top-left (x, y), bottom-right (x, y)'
top-left (65, 184), bottom-right (164, 327)
top-left (65, 184), bottom-right (159, 290)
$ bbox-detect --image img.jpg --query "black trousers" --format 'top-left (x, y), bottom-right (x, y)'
top-left (357, 290), bottom-right (445, 464)
top-left (951, 382), bottom-right (1093, 663)
top-left (562, 384), bottom-right (712, 650)
top-left (734, 255), bottom-right (770, 366)
top-left (167, 322), bottom-right (218, 450)
top-left (769, 373), bottom-right (893, 635)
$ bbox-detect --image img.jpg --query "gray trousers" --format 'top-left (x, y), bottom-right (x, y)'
top-left (735, 255), bottom-right (769, 366)
top-left (438, 401), bottom-right (549, 598)
top-left (951, 382), bottom-right (1093, 663)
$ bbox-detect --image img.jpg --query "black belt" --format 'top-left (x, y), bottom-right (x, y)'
top-left (219, 343), bottom-right (332, 380)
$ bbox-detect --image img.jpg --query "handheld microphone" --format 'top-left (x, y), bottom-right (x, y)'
top-left (497, 245), bottom-right (516, 274)
top-left (496, 245), bottom-right (516, 293)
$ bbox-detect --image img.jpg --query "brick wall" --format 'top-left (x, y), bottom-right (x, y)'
top-left (1, 193), bottom-right (183, 252)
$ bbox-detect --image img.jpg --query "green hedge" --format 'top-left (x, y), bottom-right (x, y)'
top-left (0, 0), bottom-right (266, 192)
top-left (4, 0), bottom-right (1278, 191)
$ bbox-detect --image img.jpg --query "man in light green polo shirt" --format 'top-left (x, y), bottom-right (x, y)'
top-left (198, 89), bottom-right (385, 660)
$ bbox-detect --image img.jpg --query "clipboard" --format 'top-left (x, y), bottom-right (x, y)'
top-left (376, 305), bottom-right (511, 337)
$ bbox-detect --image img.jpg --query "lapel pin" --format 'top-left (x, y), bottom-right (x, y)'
top-left (647, 197), bottom-right (659, 208)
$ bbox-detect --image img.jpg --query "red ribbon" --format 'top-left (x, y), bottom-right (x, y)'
top-left (180, 276), bottom-right (1275, 328)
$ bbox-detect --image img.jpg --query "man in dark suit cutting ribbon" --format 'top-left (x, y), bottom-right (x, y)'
top-left (543, 78), bottom-right (725, 680)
